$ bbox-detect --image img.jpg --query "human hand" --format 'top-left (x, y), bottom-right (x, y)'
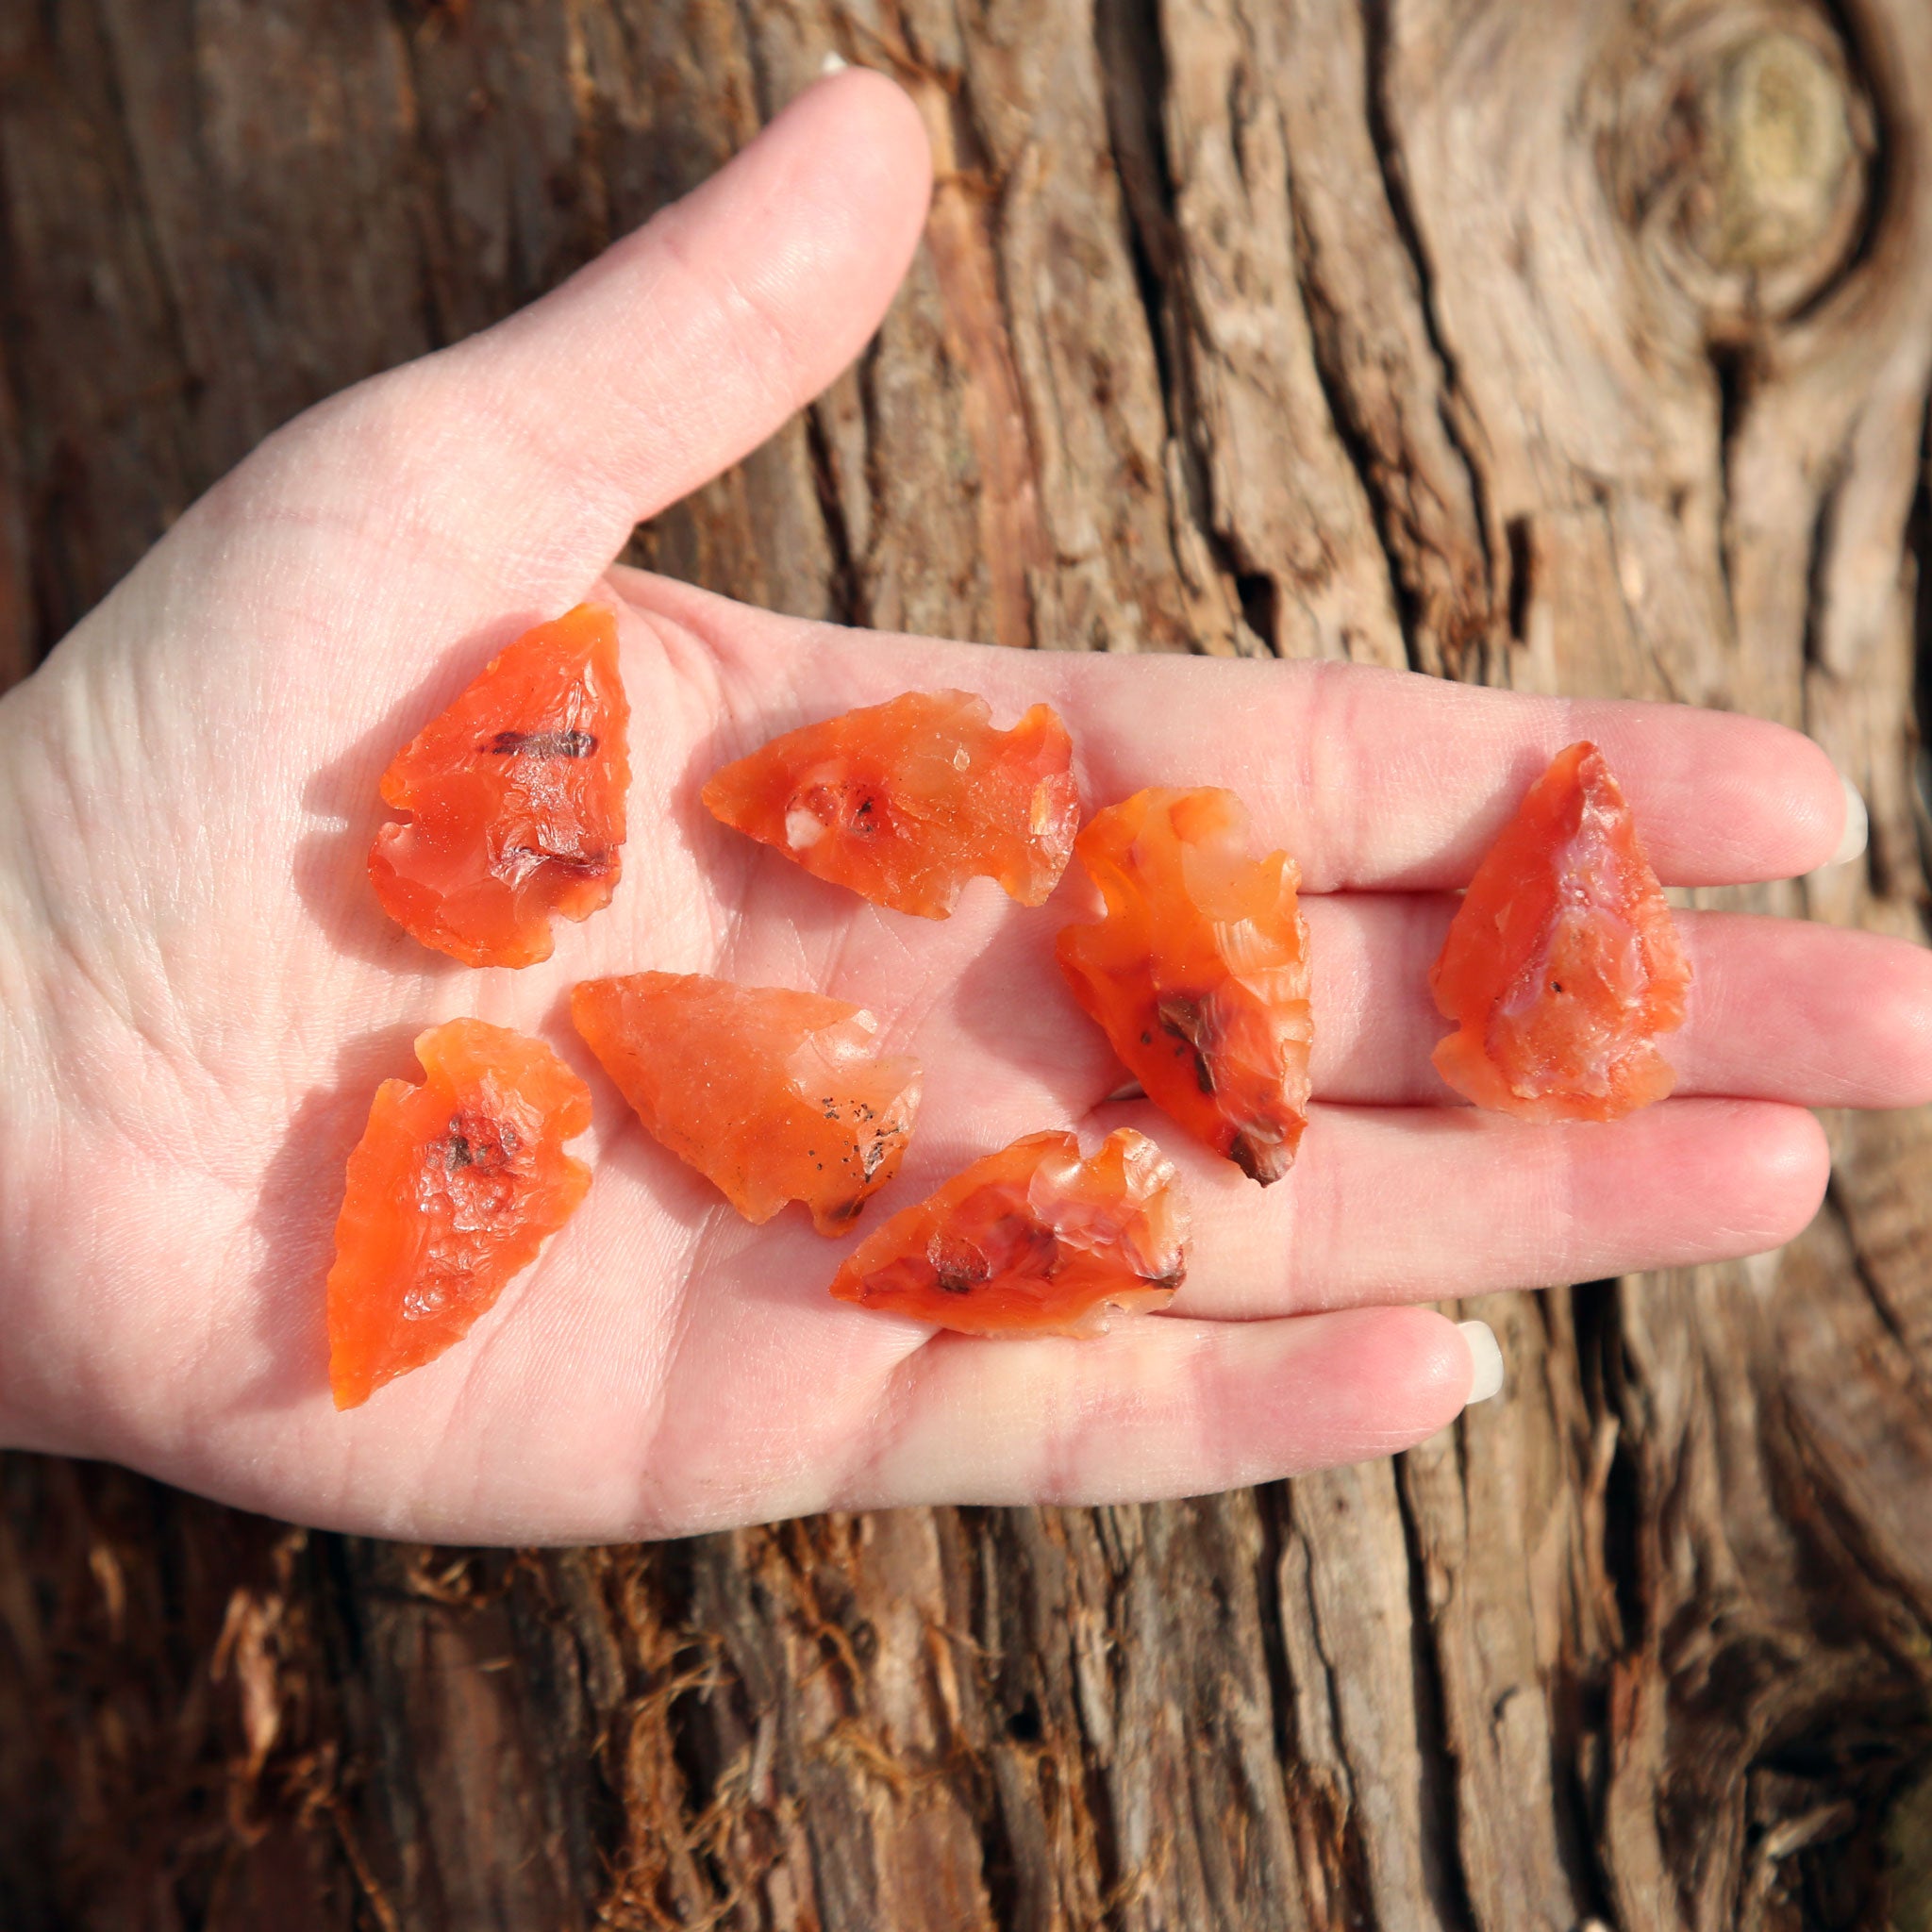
top-left (0, 71), bottom-right (1924, 1543)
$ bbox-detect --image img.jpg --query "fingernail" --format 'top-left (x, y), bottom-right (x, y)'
top-left (1457, 1320), bottom-right (1505, 1404)
top-left (1831, 771), bottom-right (1869, 867)
top-left (820, 50), bottom-right (849, 75)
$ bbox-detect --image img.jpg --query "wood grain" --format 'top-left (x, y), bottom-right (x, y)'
top-left (2, 2), bottom-right (1929, 1926)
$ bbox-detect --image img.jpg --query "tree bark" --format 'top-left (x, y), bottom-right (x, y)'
top-left (3, 3), bottom-right (1931, 1926)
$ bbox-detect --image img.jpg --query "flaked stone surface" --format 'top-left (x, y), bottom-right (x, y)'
top-left (574, 972), bottom-right (921, 1236)
top-left (328, 1020), bottom-right (592, 1409)
top-left (830, 1127), bottom-right (1187, 1337)
top-left (370, 605), bottom-right (630, 969)
top-left (1058, 787), bottom-right (1312, 1183)
top-left (703, 690), bottom-right (1079, 919)
top-left (1430, 741), bottom-right (1691, 1121)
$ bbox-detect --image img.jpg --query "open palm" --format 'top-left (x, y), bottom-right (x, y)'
top-left (1, 72), bottom-right (1924, 1543)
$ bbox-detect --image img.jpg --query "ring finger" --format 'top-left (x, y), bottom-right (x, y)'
top-left (1107, 1093), bottom-right (1828, 1320)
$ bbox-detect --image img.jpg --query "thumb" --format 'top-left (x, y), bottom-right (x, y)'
top-left (247, 67), bottom-right (933, 606)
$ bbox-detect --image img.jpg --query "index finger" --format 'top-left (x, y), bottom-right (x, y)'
top-left (1048, 654), bottom-right (1851, 891)
top-left (632, 578), bottom-right (1851, 890)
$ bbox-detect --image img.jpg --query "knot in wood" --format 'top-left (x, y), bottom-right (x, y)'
top-left (1702, 34), bottom-right (1857, 275)
top-left (1601, 10), bottom-right (1873, 337)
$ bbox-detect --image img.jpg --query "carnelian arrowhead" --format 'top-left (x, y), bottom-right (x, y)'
top-left (701, 690), bottom-right (1080, 919)
top-left (1429, 741), bottom-right (1692, 1120)
top-left (1056, 788), bottom-right (1312, 1182)
top-left (326, 1020), bottom-right (592, 1409)
top-left (572, 974), bottom-right (922, 1234)
top-left (829, 1128), bottom-right (1188, 1337)
top-left (369, 605), bottom-right (629, 967)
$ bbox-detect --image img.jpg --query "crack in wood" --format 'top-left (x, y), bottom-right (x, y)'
top-left (1357, 0), bottom-right (1499, 677)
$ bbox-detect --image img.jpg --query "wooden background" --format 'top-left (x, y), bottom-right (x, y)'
top-left (3, 2), bottom-right (1931, 1926)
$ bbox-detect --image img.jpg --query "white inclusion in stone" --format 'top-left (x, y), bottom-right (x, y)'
top-left (953, 746), bottom-right (971, 770)
top-left (786, 805), bottom-right (826, 850)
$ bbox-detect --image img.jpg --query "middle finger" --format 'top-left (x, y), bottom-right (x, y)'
top-left (1306, 899), bottom-right (1932, 1110)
